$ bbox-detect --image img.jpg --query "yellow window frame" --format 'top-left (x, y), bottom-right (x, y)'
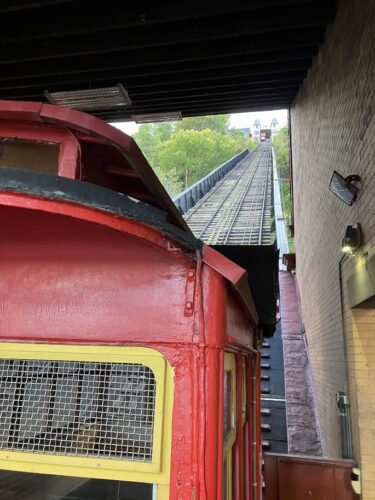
top-left (0, 343), bottom-right (174, 489)
top-left (223, 353), bottom-right (236, 500)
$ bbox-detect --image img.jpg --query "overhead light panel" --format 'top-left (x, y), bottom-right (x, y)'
top-left (45, 84), bottom-right (132, 111)
top-left (132, 112), bottom-right (182, 124)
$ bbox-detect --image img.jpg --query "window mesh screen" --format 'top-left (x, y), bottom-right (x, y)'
top-left (0, 360), bottom-right (156, 462)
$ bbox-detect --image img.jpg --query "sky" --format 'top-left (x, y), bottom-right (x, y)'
top-left (230, 109), bottom-right (288, 130)
top-left (111, 108), bottom-right (288, 136)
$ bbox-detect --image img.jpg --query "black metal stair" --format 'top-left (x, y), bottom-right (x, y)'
top-left (260, 321), bottom-right (288, 453)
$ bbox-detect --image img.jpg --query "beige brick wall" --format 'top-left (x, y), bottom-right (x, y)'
top-left (290, 0), bottom-right (375, 497)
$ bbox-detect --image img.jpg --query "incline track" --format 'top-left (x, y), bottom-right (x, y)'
top-left (184, 141), bottom-right (273, 245)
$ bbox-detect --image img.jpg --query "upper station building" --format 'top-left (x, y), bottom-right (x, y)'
top-left (251, 118), bottom-right (280, 140)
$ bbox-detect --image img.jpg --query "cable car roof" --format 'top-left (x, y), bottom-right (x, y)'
top-left (0, 99), bottom-right (190, 233)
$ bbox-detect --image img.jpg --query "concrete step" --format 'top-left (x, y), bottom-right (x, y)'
top-left (261, 408), bottom-right (272, 416)
top-left (262, 440), bottom-right (271, 450)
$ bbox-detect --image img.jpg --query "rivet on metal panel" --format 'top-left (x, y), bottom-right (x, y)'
top-left (184, 268), bottom-right (196, 316)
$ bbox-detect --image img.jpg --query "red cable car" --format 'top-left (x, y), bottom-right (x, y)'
top-left (259, 129), bottom-right (271, 142)
top-left (0, 101), bottom-right (264, 499)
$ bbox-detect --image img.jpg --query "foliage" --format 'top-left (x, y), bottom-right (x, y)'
top-left (133, 115), bottom-right (252, 197)
top-left (272, 126), bottom-right (289, 178)
top-left (132, 123), bottom-right (174, 169)
top-left (272, 125), bottom-right (294, 250)
top-left (248, 137), bottom-right (257, 151)
top-left (155, 166), bottom-right (183, 197)
top-left (158, 129), bottom-right (240, 192)
top-left (175, 114), bottom-right (230, 135)
top-left (228, 129), bottom-right (256, 152)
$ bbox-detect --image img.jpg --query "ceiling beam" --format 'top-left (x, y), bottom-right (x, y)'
top-left (0, 2), bottom-right (334, 44)
top-left (0, 72), bottom-right (306, 101)
top-left (0, 0), bottom-right (74, 13)
top-left (0, 60), bottom-right (311, 92)
top-left (0, 47), bottom-right (317, 82)
top-left (119, 95), bottom-right (296, 114)
top-left (129, 72), bottom-right (307, 95)
top-left (0, 23), bottom-right (326, 64)
top-left (133, 88), bottom-right (299, 106)
top-left (99, 100), bottom-right (293, 121)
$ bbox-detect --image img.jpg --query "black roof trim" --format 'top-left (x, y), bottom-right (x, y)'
top-left (0, 167), bottom-right (199, 250)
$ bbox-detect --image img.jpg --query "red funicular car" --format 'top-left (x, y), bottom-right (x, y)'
top-left (0, 101), bottom-right (266, 500)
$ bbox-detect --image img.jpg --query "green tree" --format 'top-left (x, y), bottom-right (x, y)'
top-left (133, 124), bottom-right (161, 169)
top-left (154, 122), bottom-right (174, 142)
top-left (248, 137), bottom-right (256, 151)
top-left (272, 126), bottom-right (289, 178)
top-left (175, 114), bottom-right (231, 135)
top-left (272, 126), bottom-right (293, 249)
top-left (132, 117), bottom-right (252, 197)
top-left (133, 122), bottom-right (175, 167)
top-left (133, 123), bottom-right (183, 195)
top-left (229, 129), bottom-right (257, 152)
top-left (229, 128), bottom-right (248, 150)
top-left (158, 128), bottom-right (239, 190)
top-left (155, 166), bottom-right (183, 197)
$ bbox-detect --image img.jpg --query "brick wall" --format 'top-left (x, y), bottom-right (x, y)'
top-left (290, 0), bottom-right (375, 497)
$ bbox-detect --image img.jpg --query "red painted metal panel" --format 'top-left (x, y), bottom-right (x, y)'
top-left (0, 199), bottom-right (262, 498)
top-left (203, 245), bottom-right (246, 284)
top-left (201, 265), bottom-right (227, 346)
top-left (203, 245), bottom-right (259, 326)
top-left (0, 205), bottom-right (194, 344)
top-left (205, 347), bottom-right (222, 499)
top-left (0, 101), bottom-right (44, 122)
top-left (227, 293), bottom-right (255, 348)
top-left (157, 345), bottom-right (197, 499)
top-left (0, 191), bottom-right (179, 251)
top-left (264, 454), bottom-right (359, 500)
top-left (234, 352), bottom-right (244, 500)
top-left (201, 265), bottom-right (227, 498)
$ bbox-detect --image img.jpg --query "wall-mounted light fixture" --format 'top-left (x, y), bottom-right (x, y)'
top-left (329, 171), bottom-right (361, 206)
top-left (341, 223), bottom-right (362, 254)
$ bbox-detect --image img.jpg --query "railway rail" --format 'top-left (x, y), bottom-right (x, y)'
top-left (183, 141), bottom-right (273, 245)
